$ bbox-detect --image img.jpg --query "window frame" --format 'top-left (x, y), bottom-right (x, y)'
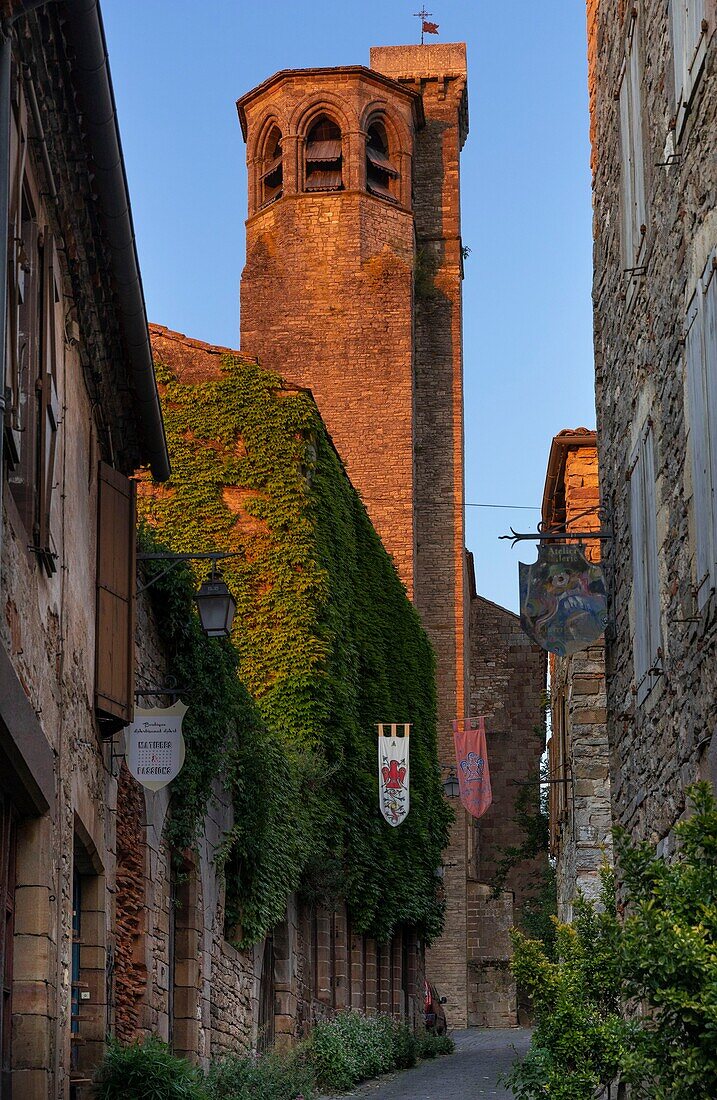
top-left (629, 420), bottom-right (662, 704)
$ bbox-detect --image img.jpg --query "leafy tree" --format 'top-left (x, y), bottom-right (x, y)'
top-left (504, 870), bottom-right (629, 1100)
top-left (504, 784), bottom-right (717, 1099)
top-left (617, 782), bottom-right (717, 1098)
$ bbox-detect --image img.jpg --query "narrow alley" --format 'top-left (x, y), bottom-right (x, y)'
top-left (323, 1030), bottom-right (533, 1100)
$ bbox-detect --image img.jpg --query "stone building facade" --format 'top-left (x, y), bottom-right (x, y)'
top-left (0, 4), bottom-right (169, 1097)
top-left (467, 559), bottom-right (547, 1025)
top-left (117, 323), bottom-right (429, 1060)
top-left (588, 0), bottom-right (717, 845)
top-left (542, 430), bottom-right (612, 919)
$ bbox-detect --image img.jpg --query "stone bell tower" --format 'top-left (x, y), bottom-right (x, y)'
top-left (238, 43), bottom-right (471, 1025)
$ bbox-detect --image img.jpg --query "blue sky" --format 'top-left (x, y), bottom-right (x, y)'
top-left (102, 0), bottom-right (596, 612)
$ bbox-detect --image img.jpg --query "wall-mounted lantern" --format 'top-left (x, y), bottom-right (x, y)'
top-left (138, 550), bottom-right (239, 640)
top-left (194, 570), bottom-right (237, 638)
top-left (443, 768), bottom-right (460, 800)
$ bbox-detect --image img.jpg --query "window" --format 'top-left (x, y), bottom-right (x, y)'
top-left (630, 421), bottom-right (661, 703)
top-left (366, 121), bottom-right (399, 202)
top-left (304, 116), bottom-right (343, 192)
top-left (685, 252), bottom-right (717, 607)
top-left (618, 13), bottom-right (646, 280)
top-left (260, 126), bottom-right (283, 207)
top-left (669, 0), bottom-right (708, 135)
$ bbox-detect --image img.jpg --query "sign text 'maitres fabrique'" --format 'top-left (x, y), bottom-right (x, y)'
top-left (126, 701), bottom-right (187, 791)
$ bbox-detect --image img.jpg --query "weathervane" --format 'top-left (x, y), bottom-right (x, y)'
top-left (414, 7), bottom-right (439, 44)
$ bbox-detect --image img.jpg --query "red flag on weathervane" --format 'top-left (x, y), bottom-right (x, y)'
top-left (423, 20), bottom-right (439, 33)
top-left (452, 717), bottom-right (492, 819)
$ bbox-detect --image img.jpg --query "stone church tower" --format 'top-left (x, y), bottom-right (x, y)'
top-left (238, 44), bottom-right (472, 1023)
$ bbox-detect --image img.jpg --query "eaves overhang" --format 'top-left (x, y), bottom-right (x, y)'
top-left (236, 64), bottom-right (425, 139)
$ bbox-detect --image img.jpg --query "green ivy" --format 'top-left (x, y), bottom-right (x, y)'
top-left (139, 353), bottom-right (451, 946)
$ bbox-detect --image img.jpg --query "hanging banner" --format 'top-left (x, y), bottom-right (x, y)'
top-left (378, 724), bottom-right (410, 827)
top-left (126, 701), bottom-right (187, 791)
top-left (519, 543), bottom-right (608, 657)
top-left (452, 717), bottom-right (492, 819)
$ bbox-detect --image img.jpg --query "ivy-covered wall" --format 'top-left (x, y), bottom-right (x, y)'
top-left (138, 327), bottom-right (451, 948)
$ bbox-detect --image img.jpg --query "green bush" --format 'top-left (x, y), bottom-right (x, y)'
top-left (310, 1012), bottom-right (395, 1090)
top-left (391, 1022), bottom-right (418, 1070)
top-left (415, 1031), bottom-right (455, 1059)
top-left (205, 1048), bottom-right (315, 1100)
top-left (93, 1036), bottom-right (206, 1100)
top-left (504, 783), bottom-right (717, 1099)
top-left (309, 1011), bottom-right (435, 1090)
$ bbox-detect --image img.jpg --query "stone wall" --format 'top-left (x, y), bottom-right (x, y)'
top-left (469, 589), bottom-right (547, 913)
top-left (467, 576), bottom-right (546, 1027)
top-left (466, 885), bottom-right (517, 1028)
top-left (542, 434), bottom-right (612, 920)
top-left (589, 0), bottom-right (717, 845)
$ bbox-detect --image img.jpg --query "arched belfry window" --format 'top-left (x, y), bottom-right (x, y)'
top-left (261, 126), bottom-right (283, 207)
top-left (305, 116), bottom-right (343, 192)
top-left (366, 121), bottom-right (399, 202)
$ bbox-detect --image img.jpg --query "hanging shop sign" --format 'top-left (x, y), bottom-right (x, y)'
top-left (452, 716), bottom-right (492, 819)
top-left (519, 543), bottom-right (608, 657)
top-left (126, 701), bottom-right (187, 791)
top-left (378, 723), bottom-right (410, 827)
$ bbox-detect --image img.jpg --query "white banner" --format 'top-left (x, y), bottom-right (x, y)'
top-left (126, 701), bottom-right (187, 791)
top-left (378, 723), bottom-right (410, 827)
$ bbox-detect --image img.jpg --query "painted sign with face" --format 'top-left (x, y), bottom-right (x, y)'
top-left (519, 544), bottom-right (608, 656)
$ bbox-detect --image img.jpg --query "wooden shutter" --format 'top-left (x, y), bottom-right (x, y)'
top-left (619, 72), bottom-right (634, 266)
top-left (685, 288), bottom-right (713, 604)
top-left (619, 17), bottom-right (646, 268)
top-left (703, 258), bottom-right (717, 583)
top-left (10, 216), bottom-right (39, 532)
top-left (628, 32), bottom-right (646, 247)
top-left (630, 424), bottom-right (661, 703)
top-left (37, 230), bottom-right (59, 574)
top-left (95, 462), bottom-right (136, 728)
top-left (687, 0), bottom-right (707, 78)
top-left (4, 92), bottom-right (27, 467)
top-left (670, 0), bottom-right (687, 112)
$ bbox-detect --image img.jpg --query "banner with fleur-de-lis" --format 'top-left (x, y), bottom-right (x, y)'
top-left (452, 716), bottom-right (492, 819)
top-left (378, 724), bottom-right (410, 827)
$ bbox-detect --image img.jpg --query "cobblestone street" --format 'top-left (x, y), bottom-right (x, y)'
top-left (322, 1028), bottom-right (532, 1099)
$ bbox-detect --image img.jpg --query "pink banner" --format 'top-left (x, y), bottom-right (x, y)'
top-left (452, 717), bottom-right (492, 819)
